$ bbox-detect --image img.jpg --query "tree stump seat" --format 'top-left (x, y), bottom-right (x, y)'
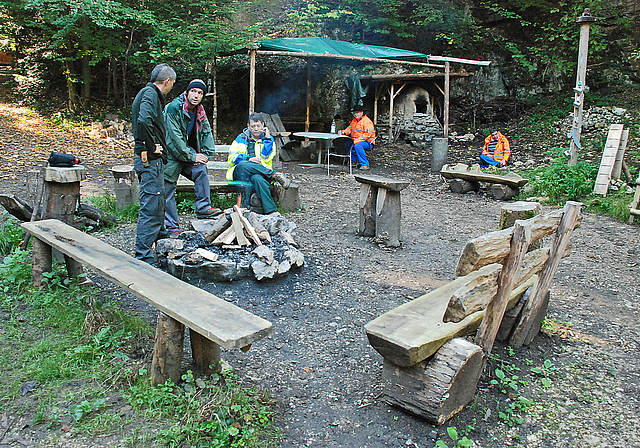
top-left (365, 202), bottom-right (582, 424)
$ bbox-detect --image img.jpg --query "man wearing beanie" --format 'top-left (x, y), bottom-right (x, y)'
top-left (163, 79), bottom-right (218, 234)
top-left (131, 63), bottom-right (176, 264)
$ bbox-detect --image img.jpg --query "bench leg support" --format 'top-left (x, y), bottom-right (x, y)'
top-left (32, 237), bottom-right (52, 288)
top-left (190, 329), bottom-right (221, 375)
top-left (64, 254), bottom-right (85, 281)
top-left (375, 189), bottom-right (402, 247)
top-left (381, 338), bottom-right (483, 425)
top-left (359, 184), bottom-right (377, 237)
top-left (152, 312), bottom-right (185, 386)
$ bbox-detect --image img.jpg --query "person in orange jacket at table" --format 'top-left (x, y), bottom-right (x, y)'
top-left (340, 105), bottom-right (376, 170)
top-left (480, 128), bottom-right (511, 167)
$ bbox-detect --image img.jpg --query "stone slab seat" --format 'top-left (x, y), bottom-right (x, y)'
top-left (21, 219), bottom-right (273, 350)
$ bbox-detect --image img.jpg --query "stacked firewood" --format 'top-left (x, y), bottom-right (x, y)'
top-left (204, 206), bottom-right (275, 249)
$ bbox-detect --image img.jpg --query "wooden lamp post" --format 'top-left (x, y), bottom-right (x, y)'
top-left (568, 8), bottom-right (597, 166)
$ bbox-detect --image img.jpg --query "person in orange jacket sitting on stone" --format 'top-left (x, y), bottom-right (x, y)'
top-left (480, 128), bottom-right (511, 167)
top-left (340, 105), bottom-right (376, 170)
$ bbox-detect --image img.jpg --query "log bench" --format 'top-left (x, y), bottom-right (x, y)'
top-left (365, 201), bottom-right (582, 424)
top-left (440, 163), bottom-right (528, 200)
top-left (354, 174), bottom-right (410, 247)
top-left (21, 219), bottom-right (273, 385)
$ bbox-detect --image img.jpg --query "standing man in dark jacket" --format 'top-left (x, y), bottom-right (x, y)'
top-left (163, 79), bottom-right (218, 235)
top-left (131, 63), bottom-right (176, 264)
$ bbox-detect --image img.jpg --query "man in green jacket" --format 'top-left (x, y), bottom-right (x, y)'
top-left (132, 63), bottom-right (175, 264)
top-left (163, 79), bottom-right (218, 234)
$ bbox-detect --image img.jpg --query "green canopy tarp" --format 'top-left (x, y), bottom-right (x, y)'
top-left (257, 37), bottom-right (427, 61)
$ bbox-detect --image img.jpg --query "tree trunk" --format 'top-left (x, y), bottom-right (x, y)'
top-left (381, 338), bottom-right (483, 425)
top-left (64, 59), bottom-right (79, 110)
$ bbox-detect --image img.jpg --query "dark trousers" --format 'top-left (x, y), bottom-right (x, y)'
top-left (165, 163), bottom-right (211, 232)
top-left (134, 157), bottom-right (166, 264)
top-left (232, 161), bottom-right (277, 213)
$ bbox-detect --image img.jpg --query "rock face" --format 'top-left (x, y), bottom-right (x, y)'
top-left (155, 212), bottom-right (304, 282)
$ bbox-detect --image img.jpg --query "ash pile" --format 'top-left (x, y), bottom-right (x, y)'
top-left (154, 206), bottom-right (304, 282)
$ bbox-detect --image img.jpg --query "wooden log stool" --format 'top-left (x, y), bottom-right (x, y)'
top-left (110, 165), bottom-right (139, 209)
top-left (31, 166), bottom-right (86, 287)
top-left (355, 174), bottom-right (410, 248)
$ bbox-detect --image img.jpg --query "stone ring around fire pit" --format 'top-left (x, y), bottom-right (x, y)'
top-left (154, 208), bottom-right (304, 282)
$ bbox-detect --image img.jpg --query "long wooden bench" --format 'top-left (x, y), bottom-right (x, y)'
top-left (22, 219), bottom-right (273, 385)
top-left (440, 163), bottom-right (528, 200)
top-left (365, 201), bottom-right (582, 424)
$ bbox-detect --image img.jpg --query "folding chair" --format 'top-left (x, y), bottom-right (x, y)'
top-left (327, 136), bottom-right (354, 176)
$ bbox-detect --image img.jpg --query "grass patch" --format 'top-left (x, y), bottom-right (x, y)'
top-left (0, 239), bottom-right (280, 446)
top-left (175, 191), bottom-right (237, 214)
top-left (87, 191), bottom-right (139, 224)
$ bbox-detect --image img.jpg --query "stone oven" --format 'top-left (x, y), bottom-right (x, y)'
top-left (359, 71), bottom-right (471, 147)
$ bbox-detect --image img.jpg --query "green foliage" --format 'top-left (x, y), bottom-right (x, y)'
top-left (435, 425), bottom-right (474, 447)
top-left (520, 160), bottom-right (599, 204)
top-left (88, 191), bottom-right (139, 223)
top-left (530, 359), bottom-right (558, 388)
top-left (74, 326), bottom-right (130, 361)
top-left (126, 369), bottom-right (280, 447)
top-left (70, 397), bottom-right (106, 422)
top-left (0, 216), bottom-right (26, 256)
top-left (0, 248), bottom-right (32, 295)
top-left (588, 189), bottom-right (634, 222)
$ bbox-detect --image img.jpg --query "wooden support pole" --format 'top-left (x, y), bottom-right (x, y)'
top-left (152, 311), bottom-right (185, 385)
top-left (190, 329), bottom-right (221, 375)
top-left (305, 60), bottom-right (312, 133)
top-left (388, 84), bottom-right (394, 142)
top-left (249, 48), bottom-right (256, 115)
top-left (475, 222), bottom-right (531, 358)
top-left (509, 202), bottom-right (582, 347)
top-left (444, 61), bottom-right (450, 138)
top-left (569, 9), bottom-right (596, 166)
top-left (212, 57), bottom-right (218, 143)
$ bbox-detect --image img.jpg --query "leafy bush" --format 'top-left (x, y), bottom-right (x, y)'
top-left (0, 215), bottom-right (25, 255)
top-left (520, 161), bottom-right (599, 204)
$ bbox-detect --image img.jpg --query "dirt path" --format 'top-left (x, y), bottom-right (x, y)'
top-left (1, 101), bottom-right (639, 447)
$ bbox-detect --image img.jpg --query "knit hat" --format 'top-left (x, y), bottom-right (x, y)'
top-left (187, 79), bottom-right (207, 93)
top-left (351, 105), bottom-right (364, 113)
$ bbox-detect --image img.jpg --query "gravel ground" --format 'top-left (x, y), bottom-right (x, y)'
top-left (1, 99), bottom-right (639, 447)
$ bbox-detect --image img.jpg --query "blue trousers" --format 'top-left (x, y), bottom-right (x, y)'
top-left (164, 163), bottom-right (211, 232)
top-left (350, 141), bottom-right (372, 166)
top-left (134, 157), bottom-right (165, 264)
top-left (232, 161), bottom-right (277, 214)
top-left (480, 154), bottom-right (500, 167)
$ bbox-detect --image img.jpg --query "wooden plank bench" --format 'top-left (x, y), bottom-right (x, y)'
top-left (440, 163), bottom-right (528, 200)
top-left (365, 201), bottom-right (582, 424)
top-left (21, 219), bottom-right (273, 385)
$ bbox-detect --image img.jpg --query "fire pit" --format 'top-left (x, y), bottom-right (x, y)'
top-left (154, 207), bottom-right (304, 282)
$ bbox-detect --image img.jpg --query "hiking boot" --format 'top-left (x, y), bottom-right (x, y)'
top-left (196, 207), bottom-right (222, 219)
top-left (359, 165), bottom-right (370, 171)
top-left (249, 193), bottom-right (263, 207)
top-left (271, 172), bottom-right (291, 189)
top-left (168, 231), bottom-right (180, 239)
